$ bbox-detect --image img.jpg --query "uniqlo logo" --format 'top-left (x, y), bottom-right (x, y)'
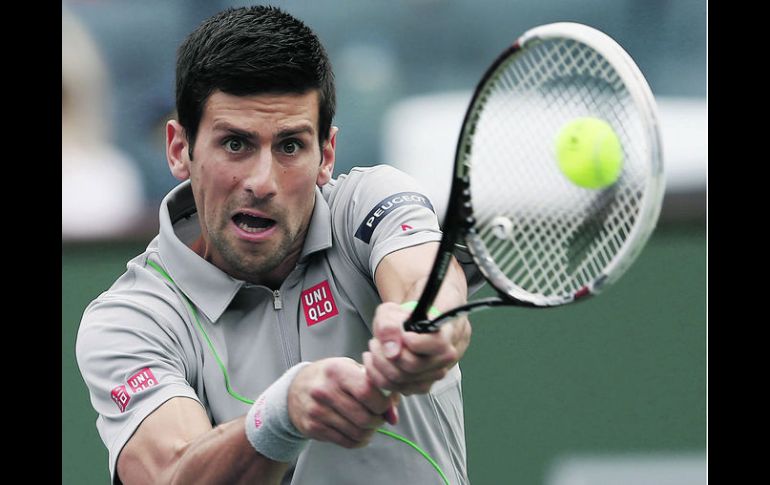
top-left (301, 280), bottom-right (339, 326)
top-left (128, 367), bottom-right (158, 393)
top-left (111, 385), bottom-right (131, 413)
top-left (253, 396), bottom-right (266, 429)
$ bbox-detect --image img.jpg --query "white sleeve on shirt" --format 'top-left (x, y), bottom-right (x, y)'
top-left (75, 262), bottom-right (201, 482)
top-left (323, 165), bottom-right (443, 279)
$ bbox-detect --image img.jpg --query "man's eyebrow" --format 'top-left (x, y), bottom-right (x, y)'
top-left (211, 121), bottom-right (315, 140)
top-left (276, 125), bottom-right (315, 139)
top-left (211, 121), bottom-right (257, 141)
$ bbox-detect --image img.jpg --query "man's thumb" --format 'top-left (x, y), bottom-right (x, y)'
top-left (374, 304), bottom-right (407, 359)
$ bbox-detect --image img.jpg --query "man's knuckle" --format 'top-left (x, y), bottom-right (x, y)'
top-left (401, 358), bottom-right (420, 373)
top-left (386, 370), bottom-right (404, 384)
top-left (348, 410), bottom-right (369, 428)
top-left (305, 421), bottom-right (323, 436)
top-left (306, 403), bottom-right (324, 420)
top-left (309, 387), bottom-right (330, 403)
top-left (444, 348), bottom-right (458, 365)
top-left (367, 372), bottom-right (384, 388)
top-left (323, 363), bottom-right (336, 379)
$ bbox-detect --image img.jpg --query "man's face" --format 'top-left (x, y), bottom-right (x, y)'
top-left (171, 90), bottom-right (335, 285)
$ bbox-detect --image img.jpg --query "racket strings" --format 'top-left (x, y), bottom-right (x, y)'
top-left (465, 38), bottom-right (651, 299)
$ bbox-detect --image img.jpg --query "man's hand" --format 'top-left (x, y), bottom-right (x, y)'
top-left (362, 302), bottom-right (472, 395)
top-left (287, 357), bottom-right (399, 449)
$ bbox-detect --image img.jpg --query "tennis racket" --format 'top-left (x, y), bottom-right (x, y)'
top-left (404, 22), bottom-right (665, 333)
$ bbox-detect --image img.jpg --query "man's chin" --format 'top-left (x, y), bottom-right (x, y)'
top-left (219, 246), bottom-right (286, 279)
top-left (225, 254), bottom-right (279, 277)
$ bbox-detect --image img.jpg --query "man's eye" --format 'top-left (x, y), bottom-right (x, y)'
top-left (224, 138), bottom-right (244, 153)
top-left (281, 140), bottom-right (302, 155)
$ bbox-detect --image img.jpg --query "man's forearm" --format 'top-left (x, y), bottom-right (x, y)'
top-left (376, 243), bottom-right (468, 308)
top-left (117, 392), bottom-right (297, 485)
top-left (167, 417), bottom-right (289, 485)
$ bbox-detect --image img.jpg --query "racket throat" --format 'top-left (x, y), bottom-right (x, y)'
top-left (405, 178), bottom-right (474, 330)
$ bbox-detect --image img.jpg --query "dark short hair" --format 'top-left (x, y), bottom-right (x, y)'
top-left (175, 6), bottom-right (336, 156)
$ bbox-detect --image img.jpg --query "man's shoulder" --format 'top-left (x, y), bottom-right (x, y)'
top-left (324, 163), bottom-right (401, 186)
top-left (78, 247), bottom-right (191, 340)
top-left (322, 164), bottom-right (413, 205)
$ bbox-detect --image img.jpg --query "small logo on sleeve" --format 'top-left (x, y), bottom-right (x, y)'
top-left (111, 385), bottom-right (131, 413)
top-left (128, 367), bottom-right (158, 393)
top-left (301, 280), bottom-right (339, 326)
top-left (354, 192), bottom-right (434, 244)
top-left (253, 396), bottom-right (266, 429)
top-left (109, 367), bottom-right (158, 412)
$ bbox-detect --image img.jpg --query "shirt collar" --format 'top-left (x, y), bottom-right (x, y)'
top-left (157, 180), bottom-right (332, 323)
top-left (301, 185), bottom-right (332, 260)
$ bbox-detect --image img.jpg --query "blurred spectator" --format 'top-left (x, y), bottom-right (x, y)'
top-left (62, 7), bottom-right (145, 240)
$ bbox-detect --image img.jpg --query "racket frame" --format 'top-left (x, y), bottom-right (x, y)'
top-left (404, 22), bottom-right (664, 333)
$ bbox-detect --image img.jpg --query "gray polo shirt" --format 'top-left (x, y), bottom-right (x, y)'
top-left (76, 165), bottom-right (469, 484)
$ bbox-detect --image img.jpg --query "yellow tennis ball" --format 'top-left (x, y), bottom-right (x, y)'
top-left (555, 117), bottom-right (623, 189)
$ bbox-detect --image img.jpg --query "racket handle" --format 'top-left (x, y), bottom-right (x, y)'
top-left (364, 366), bottom-right (398, 425)
top-left (379, 387), bottom-right (398, 425)
top-left (401, 301), bottom-right (442, 333)
top-left (403, 318), bottom-right (441, 333)
top-left (383, 405), bottom-right (397, 425)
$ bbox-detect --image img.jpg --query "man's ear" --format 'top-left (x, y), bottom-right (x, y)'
top-left (317, 126), bottom-right (338, 187)
top-left (167, 120), bottom-right (191, 181)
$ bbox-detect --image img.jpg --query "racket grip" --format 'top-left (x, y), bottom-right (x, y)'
top-left (364, 367), bottom-right (398, 424)
top-left (401, 301), bottom-right (442, 333)
top-left (378, 388), bottom-right (398, 425)
top-left (382, 394), bottom-right (397, 425)
top-left (404, 318), bottom-right (441, 333)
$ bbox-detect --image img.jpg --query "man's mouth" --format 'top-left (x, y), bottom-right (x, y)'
top-left (232, 212), bottom-right (276, 233)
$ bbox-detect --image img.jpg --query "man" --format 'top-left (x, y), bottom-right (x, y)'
top-left (77, 6), bottom-right (473, 484)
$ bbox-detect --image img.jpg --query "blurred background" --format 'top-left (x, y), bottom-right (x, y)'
top-left (62, 0), bottom-right (706, 483)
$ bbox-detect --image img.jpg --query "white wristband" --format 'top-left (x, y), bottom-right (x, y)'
top-left (244, 362), bottom-right (311, 462)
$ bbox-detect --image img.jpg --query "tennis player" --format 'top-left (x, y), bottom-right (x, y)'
top-left (76, 6), bottom-right (475, 484)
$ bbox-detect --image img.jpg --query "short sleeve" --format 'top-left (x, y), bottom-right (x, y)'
top-left (75, 272), bottom-right (201, 482)
top-left (325, 165), bottom-right (443, 278)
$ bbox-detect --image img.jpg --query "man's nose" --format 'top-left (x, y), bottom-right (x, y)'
top-left (243, 149), bottom-right (278, 200)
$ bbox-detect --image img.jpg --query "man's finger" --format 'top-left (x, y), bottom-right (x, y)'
top-left (372, 303), bottom-right (410, 358)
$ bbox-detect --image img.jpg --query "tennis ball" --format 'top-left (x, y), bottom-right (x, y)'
top-left (555, 117), bottom-right (623, 189)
